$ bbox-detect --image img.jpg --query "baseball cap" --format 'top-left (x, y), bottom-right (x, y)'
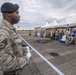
top-left (1, 2), bottom-right (19, 13)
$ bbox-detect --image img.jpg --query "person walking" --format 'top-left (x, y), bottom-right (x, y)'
top-left (28, 30), bottom-right (32, 38)
top-left (0, 2), bottom-right (31, 75)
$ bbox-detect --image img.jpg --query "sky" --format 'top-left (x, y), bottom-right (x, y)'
top-left (0, 0), bottom-right (76, 30)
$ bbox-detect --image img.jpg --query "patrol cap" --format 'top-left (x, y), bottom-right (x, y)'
top-left (1, 2), bottom-right (19, 13)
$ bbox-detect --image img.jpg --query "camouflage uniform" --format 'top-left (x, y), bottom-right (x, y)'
top-left (0, 19), bottom-right (28, 75)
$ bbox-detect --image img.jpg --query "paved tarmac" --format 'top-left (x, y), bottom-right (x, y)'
top-left (20, 33), bottom-right (76, 75)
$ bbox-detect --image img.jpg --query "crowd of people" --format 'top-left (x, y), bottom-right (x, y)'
top-left (44, 28), bottom-right (76, 45)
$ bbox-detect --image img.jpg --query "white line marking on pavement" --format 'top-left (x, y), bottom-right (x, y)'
top-left (20, 36), bottom-right (64, 75)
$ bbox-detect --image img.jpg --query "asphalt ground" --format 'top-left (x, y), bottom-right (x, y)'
top-left (20, 33), bottom-right (76, 75)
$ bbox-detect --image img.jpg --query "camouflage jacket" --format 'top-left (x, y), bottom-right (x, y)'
top-left (0, 19), bottom-right (28, 74)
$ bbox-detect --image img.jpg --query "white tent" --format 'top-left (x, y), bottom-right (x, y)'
top-left (41, 22), bottom-right (50, 28)
top-left (54, 16), bottom-right (76, 28)
top-left (46, 16), bottom-right (76, 28)
top-left (46, 20), bottom-right (59, 28)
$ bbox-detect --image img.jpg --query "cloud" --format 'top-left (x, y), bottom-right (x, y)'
top-left (0, 0), bottom-right (76, 29)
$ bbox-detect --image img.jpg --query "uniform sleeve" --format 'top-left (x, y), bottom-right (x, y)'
top-left (0, 29), bottom-right (9, 49)
top-left (0, 34), bottom-right (8, 49)
top-left (0, 30), bottom-right (28, 72)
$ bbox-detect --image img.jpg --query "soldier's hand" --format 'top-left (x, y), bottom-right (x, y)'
top-left (25, 46), bottom-right (32, 59)
top-left (26, 46), bottom-right (30, 53)
top-left (26, 52), bottom-right (31, 59)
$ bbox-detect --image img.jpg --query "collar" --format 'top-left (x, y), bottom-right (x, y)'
top-left (2, 19), bottom-right (16, 30)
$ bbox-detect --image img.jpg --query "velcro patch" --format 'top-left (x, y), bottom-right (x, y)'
top-left (0, 39), bottom-right (7, 49)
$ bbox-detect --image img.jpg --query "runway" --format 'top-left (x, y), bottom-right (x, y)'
top-left (20, 33), bottom-right (76, 75)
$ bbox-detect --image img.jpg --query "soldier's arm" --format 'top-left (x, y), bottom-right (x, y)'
top-left (0, 30), bottom-right (28, 72)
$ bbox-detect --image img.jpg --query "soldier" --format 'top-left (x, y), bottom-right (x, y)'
top-left (0, 2), bottom-right (31, 75)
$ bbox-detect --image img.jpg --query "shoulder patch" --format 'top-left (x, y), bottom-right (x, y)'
top-left (0, 39), bottom-right (7, 49)
top-left (0, 43), bottom-right (4, 49)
